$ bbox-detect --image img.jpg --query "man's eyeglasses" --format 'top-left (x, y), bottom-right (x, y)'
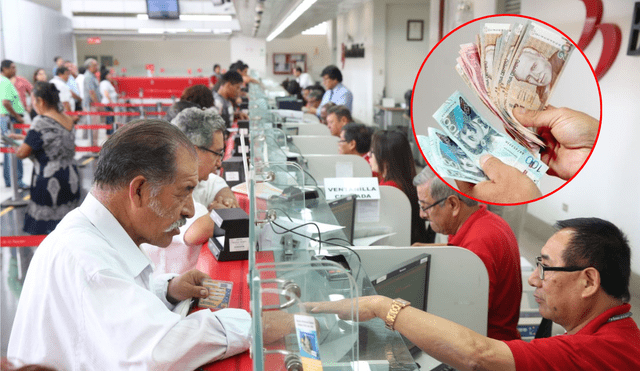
top-left (535, 256), bottom-right (589, 280)
top-left (418, 197), bottom-right (447, 212)
top-left (198, 146), bottom-right (225, 158)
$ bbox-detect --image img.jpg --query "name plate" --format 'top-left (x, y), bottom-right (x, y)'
top-left (324, 177), bottom-right (380, 200)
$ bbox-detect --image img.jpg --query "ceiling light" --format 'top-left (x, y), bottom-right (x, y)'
top-left (266, 0), bottom-right (317, 41)
top-left (180, 14), bottom-right (232, 21)
top-left (137, 14), bottom-right (149, 20)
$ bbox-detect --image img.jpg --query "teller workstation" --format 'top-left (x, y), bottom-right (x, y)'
top-left (201, 83), bottom-right (489, 371)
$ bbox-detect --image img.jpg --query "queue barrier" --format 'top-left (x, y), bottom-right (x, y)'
top-left (92, 103), bottom-right (173, 108)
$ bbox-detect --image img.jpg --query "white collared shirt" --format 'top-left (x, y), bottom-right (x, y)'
top-left (8, 193), bottom-right (251, 370)
top-left (50, 76), bottom-right (74, 111)
top-left (296, 73), bottom-right (314, 89)
top-left (193, 172), bottom-right (229, 208)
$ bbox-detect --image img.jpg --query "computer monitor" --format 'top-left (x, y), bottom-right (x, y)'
top-left (277, 99), bottom-right (304, 111)
top-left (328, 195), bottom-right (357, 245)
top-left (371, 253), bottom-right (431, 354)
top-left (146, 0), bottom-right (179, 19)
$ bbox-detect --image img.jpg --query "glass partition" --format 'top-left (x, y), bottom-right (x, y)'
top-left (246, 82), bottom-right (418, 371)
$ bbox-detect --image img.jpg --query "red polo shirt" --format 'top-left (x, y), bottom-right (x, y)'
top-left (448, 205), bottom-right (522, 340)
top-left (506, 303), bottom-right (640, 370)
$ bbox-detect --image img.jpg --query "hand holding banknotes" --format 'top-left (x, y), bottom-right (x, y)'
top-left (456, 155), bottom-right (542, 203)
top-left (166, 269), bottom-right (212, 304)
top-left (513, 106), bottom-right (598, 180)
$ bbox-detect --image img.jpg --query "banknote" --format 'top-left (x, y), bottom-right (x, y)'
top-left (501, 21), bottom-right (574, 120)
top-left (418, 133), bottom-right (483, 183)
top-left (433, 91), bottom-right (548, 184)
top-left (427, 128), bottom-right (487, 182)
top-left (479, 23), bottom-right (512, 99)
top-left (459, 21), bottom-right (573, 150)
top-left (455, 21), bottom-right (574, 151)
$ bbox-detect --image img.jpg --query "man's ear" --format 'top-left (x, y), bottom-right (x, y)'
top-left (449, 196), bottom-right (461, 217)
top-left (581, 267), bottom-right (600, 299)
top-left (129, 175), bottom-right (148, 209)
top-left (347, 139), bottom-right (357, 152)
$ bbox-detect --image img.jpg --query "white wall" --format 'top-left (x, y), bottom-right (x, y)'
top-left (336, 2), bottom-right (376, 123)
top-left (75, 37), bottom-right (231, 77)
top-left (264, 34), bottom-right (331, 85)
top-left (517, 1), bottom-right (640, 276)
top-left (384, 2), bottom-right (430, 105)
top-left (1, 0), bottom-right (73, 68)
top-left (230, 35), bottom-right (267, 77)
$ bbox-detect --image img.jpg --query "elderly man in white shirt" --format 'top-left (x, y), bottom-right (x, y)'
top-left (49, 66), bottom-right (74, 112)
top-left (8, 119), bottom-right (291, 370)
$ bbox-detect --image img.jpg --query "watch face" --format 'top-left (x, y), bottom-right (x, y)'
top-left (395, 298), bottom-right (411, 306)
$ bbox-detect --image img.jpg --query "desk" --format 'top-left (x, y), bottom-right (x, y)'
top-left (375, 105), bottom-right (408, 130)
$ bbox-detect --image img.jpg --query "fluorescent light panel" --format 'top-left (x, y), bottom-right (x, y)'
top-left (266, 0), bottom-right (318, 41)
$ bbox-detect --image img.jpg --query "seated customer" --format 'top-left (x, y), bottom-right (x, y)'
top-left (167, 102), bottom-right (239, 211)
top-left (368, 130), bottom-right (432, 244)
top-left (142, 107), bottom-right (230, 274)
top-left (326, 104), bottom-right (354, 137)
top-left (8, 119), bottom-right (291, 369)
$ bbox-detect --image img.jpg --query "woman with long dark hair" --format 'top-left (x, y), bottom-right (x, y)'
top-left (9, 81), bottom-right (80, 234)
top-left (369, 130), bottom-right (434, 244)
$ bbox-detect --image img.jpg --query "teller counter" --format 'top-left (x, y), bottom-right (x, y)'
top-left (193, 87), bottom-right (487, 371)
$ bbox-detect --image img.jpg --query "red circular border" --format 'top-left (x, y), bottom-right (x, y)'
top-left (410, 14), bottom-right (602, 206)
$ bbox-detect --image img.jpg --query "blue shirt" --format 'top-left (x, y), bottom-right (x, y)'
top-left (317, 82), bottom-right (353, 116)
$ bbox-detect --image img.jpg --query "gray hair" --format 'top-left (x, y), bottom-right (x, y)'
top-left (84, 58), bottom-right (97, 68)
top-left (413, 167), bottom-right (477, 206)
top-left (308, 89), bottom-right (323, 101)
top-left (93, 119), bottom-right (197, 196)
top-left (171, 107), bottom-right (225, 148)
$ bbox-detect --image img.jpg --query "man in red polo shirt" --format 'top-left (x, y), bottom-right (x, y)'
top-left (412, 168), bottom-right (522, 341)
top-left (310, 217), bottom-right (640, 370)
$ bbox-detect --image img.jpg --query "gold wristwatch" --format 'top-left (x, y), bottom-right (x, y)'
top-left (384, 298), bottom-right (411, 330)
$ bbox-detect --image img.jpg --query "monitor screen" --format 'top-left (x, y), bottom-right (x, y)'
top-left (371, 253), bottom-right (430, 353)
top-left (277, 99), bottom-right (304, 111)
top-left (147, 0), bottom-right (180, 19)
top-left (328, 195), bottom-right (357, 244)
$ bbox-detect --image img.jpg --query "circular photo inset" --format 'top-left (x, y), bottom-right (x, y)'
top-left (411, 14), bottom-right (601, 205)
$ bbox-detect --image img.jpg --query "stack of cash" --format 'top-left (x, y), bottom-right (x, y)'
top-left (455, 21), bottom-right (574, 151)
top-left (419, 91), bottom-right (548, 185)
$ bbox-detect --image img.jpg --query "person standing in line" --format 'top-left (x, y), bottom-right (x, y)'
top-left (100, 68), bottom-right (118, 136)
top-left (1, 59), bottom-right (27, 189)
top-left (8, 81), bottom-right (80, 234)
